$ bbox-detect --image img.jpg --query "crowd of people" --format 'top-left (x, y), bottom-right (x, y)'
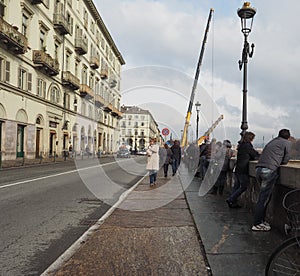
top-left (146, 128), bottom-right (292, 232)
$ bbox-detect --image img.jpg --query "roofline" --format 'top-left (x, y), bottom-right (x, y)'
top-left (86, 0), bottom-right (125, 65)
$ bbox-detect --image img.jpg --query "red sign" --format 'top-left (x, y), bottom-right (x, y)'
top-left (162, 128), bottom-right (170, 136)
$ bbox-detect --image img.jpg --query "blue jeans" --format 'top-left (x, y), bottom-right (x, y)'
top-left (253, 167), bottom-right (278, 225)
top-left (149, 170), bottom-right (157, 184)
top-left (172, 159), bottom-right (180, 175)
top-left (227, 173), bottom-right (250, 203)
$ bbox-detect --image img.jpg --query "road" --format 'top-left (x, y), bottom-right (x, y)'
top-left (0, 156), bottom-right (146, 275)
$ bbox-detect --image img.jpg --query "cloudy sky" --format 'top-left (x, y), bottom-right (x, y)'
top-left (95, 0), bottom-right (300, 145)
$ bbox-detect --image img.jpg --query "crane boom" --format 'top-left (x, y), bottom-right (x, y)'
top-left (181, 8), bottom-right (214, 147)
top-left (197, 114), bottom-right (224, 146)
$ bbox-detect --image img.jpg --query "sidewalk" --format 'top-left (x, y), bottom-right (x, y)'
top-left (43, 164), bottom-right (283, 276)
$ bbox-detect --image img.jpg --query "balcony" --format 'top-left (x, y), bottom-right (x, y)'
top-left (79, 84), bottom-right (93, 99)
top-left (95, 94), bottom-right (105, 107)
top-left (32, 50), bottom-right (59, 76)
top-left (53, 13), bottom-right (71, 35)
top-left (103, 102), bottom-right (113, 112)
top-left (111, 106), bottom-right (122, 117)
top-left (90, 56), bottom-right (100, 69)
top-left (100, 67), bottom-right (108, 79)
top-left (62, 71), bottom-right (80, 90)
top-left (0, 18), bottom-right (28, 54)
top-left (75, 37), bottom-right (87, 55)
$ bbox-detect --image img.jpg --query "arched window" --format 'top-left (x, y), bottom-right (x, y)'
top-left (50, 86), bottom-right (60, 104)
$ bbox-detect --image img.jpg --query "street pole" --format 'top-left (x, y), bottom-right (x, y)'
top-left (195, 101), bottom-right (201, 140)
top-left (237, 2), bottom-right (256, 138)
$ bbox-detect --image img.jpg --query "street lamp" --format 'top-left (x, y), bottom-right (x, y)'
top-left (195, 101), bottom-right (201, 140)
top-left (237, 2), bottom-right (256, 138)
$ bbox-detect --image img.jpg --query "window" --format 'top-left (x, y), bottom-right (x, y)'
top-left (75, 60), bottom-right (79, 77)
top-left (50, 86), bottom-right (60, 103)
top-left (67, 12), bottom-right (73, 35)
top-left (40, 29), bottom-right (45, 50)
top-left (65, 93), bottom-right (70, 109)
top-left (95, 77), bottom-right (100, 95)
top-left (22, 14), bottom-right (29, 37)
top-left (0, 0), bottom-right (5, 18)
top-left (81, 101), bottom-right (86, 116)
top-left (83, 9), bottom-right (88, 29)
top-left (0, 57), bottom-right (10, 82)
top-left (65, 52), bottom-right (70, 71)
top-left (89, 72), bottom-right (94, 90)
top-left (88, 105), bottom-right (92, 118)
top-left (82, 66), bottom-right (87, 84)
top-left (37, 78), bottom-right (46, 98)
top-left (17, 67), bottom-right (31, 91)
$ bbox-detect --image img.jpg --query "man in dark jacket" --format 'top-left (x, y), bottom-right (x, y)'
top-left (226, 132), bottom-right (259, 208)
top-left (252, 129), bottom-right (291, 231)
top-left (171, 140), bottom-right (181, 176)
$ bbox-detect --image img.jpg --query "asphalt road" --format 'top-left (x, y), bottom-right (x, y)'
top-left (0, 156), bottom-right (146, 275)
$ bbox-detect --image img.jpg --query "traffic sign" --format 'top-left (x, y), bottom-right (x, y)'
top-left (162, 128), bottom-right (170, 136)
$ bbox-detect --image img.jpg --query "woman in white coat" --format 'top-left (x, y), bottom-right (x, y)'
top-left (146, 138), bottom-right (160, 187)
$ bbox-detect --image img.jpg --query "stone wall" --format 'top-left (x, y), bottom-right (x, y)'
top-left (233, 160), bottom-right (300, 234)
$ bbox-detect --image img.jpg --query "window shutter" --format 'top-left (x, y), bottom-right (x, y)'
top-left (43, 81), bottom-right (46, 98)
top-left (28, 73), bottom-right (32, 91)
top-left (5, 61), bottom-right (10, 82)
top-left (18, 68), bottom-right (22, 88)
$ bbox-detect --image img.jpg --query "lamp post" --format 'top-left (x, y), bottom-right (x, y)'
top-left (237, 2), bottom-right (256, 138)
top-left (195, 101), bottom-right (201, 140)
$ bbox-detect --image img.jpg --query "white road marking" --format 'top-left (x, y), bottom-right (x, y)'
top-left (0, 162), bottom-right (116, 190)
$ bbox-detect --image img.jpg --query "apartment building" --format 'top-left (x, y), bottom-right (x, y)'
top-left (0, 0), bottom-right (125, 160)
top-left (119, 106), bottom-right (161, 152)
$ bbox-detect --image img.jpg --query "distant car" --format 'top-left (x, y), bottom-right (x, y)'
top-left (137, 149), bottom-right (147, 156)
top-left (117, 148), bottom-right (131, 158)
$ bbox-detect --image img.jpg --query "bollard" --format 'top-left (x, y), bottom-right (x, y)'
top-left (0, 151), bottom-right (2, 169)
top-left (40, 152), bottom-right (43, 164)
top-left (54, 151), bottom-right (56, 163)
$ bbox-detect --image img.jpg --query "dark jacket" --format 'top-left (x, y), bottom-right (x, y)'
top-left (256, 137), bottom-right (291, 171)
top-left (171, 144), bottom-right (181, 162)
top-left (235, 142), bottom-right (259, 174)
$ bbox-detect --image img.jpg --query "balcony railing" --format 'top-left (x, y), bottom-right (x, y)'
top-left (103, 102), bottom-right (113, 112)
top-left (111, 106), bottom-right (122, 117)
top-left (90, 56), bottom-right (100, 69)
top-left (79, 84), bottom-right (93, 99)
top-left (32, 50), bottom-right (59, 76)
top-left (62, 71), bottom-right (80, 90)
top-left (0, 18), bottom-right (28, 54)
top-left (95, 94), bottom-right (105, 107)
top-left (53, 13), bottom-right (71, 35)
top-left (100, 67), bottom-right (108, 79)
top-left (75, 37), bottom-right (87, 55)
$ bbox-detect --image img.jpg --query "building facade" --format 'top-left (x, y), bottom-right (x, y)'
top-left (0, 0), bottom-right (125, 160)
top-left (119, 106), bottom-right (161, 152)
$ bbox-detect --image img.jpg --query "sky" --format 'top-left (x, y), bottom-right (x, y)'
top-left (94, 0), bottom-right (300, 145)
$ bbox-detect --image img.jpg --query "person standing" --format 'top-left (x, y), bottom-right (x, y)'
top-left (146, 138), bottom-right (160, 187)
top-left (171, 140), bottom-right (181, 176)
top-left (252, 129), bottom-right (291, 231)
top-left (226, 132), bottom-right (259, 208)
top-left (161, 143), bottom-right (173, 177)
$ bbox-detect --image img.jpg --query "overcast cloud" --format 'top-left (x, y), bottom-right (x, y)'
top-left (95, 0), bottom-right (300, 144)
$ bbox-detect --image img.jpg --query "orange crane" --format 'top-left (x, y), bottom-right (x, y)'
top-left (181, 8), bottom-right (214, 147)
top-left (197, 114), bottom-right (224, 145)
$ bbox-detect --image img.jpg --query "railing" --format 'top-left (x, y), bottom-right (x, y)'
top-left (95, 94), bottom-right (105, 107)
top-left (75, 37), bottom-right (88, 55)
top-left (100, 67), bottom-right (108, 79)
top-left (89, 56), bottom-right (100, 69)
top-left (79, 84), bottom-right (93, 99)
top-left (32, 50), bottom-right (59, 76)
top-left (62, 71), bottom-right (80, 90)
top-left (53, 13), bottom-right (71, 35)
top-left (0, 18), bottom-right (28, 54)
